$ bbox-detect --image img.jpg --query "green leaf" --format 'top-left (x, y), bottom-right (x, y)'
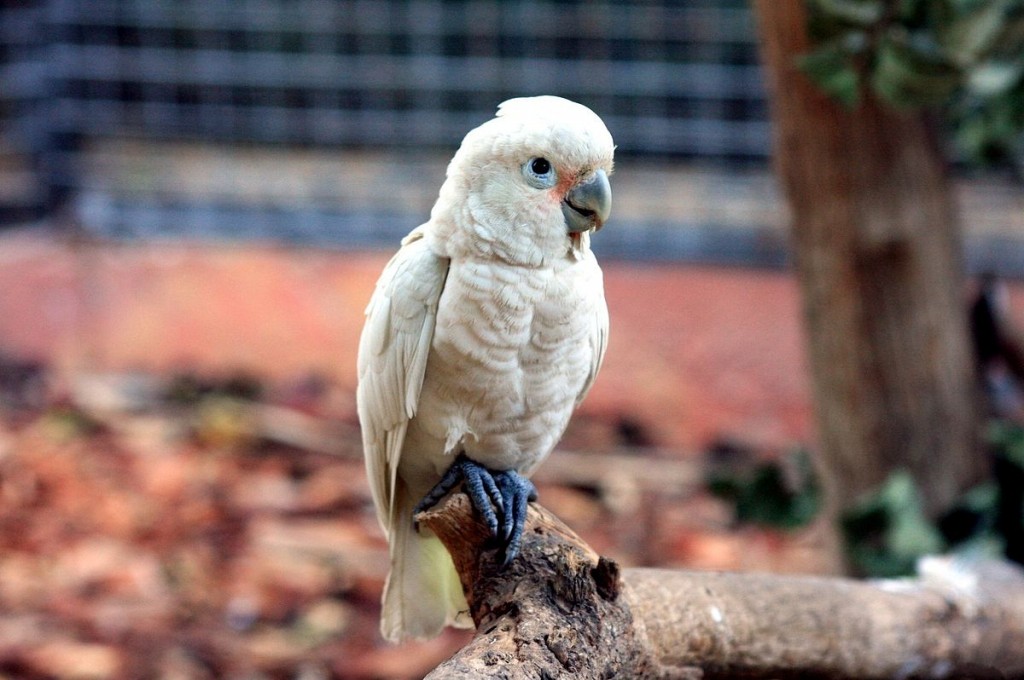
top-left (988, 420), bottom-right (1024, 468)
top-left (954, 93), bottom-right (1024, 165)
top-left (41, 406), bottom-right (104, 442)
top-left (946, 0), bottom-right (1000, 13)
top-left (968, 59), bottom-right (1024, 94)
top-left (706, 477), bottom-right (741, 501)
top-left (992, 15), bottom-right (1024, 58)
top-left (952, 534), bottom-right (1006, 558)
top-left (809, 0), bottom-right (885, 26)
top-left (897, 0), bottom-right (931, 22)
top-left (842, 470), bottom-right (945, 577)
top-left (871, 34), bottom-right (963, 107)
top-left (939, 0), bottom-right (1011, 65)
top-left (707, 449), bottom-right (822, 531)
top-left (800, 0), bottom-right (1024, 170)
top-left (959, 481), bottom-right (1000, 513)
top-left (798, 45), bottom-right (863, 106)
top-left (880, 473), bottom-right (945, 557)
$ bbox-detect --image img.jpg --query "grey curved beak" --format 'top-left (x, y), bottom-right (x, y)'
top-left (562, 168), bottom-right (611, 233)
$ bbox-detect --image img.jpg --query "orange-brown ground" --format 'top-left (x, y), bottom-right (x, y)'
top-left (2, 229), bottom-right (1023, 678)
top-left (0, 394), bottom-right (839, 679)
top-left (1, 230), bottom-right (820, 451)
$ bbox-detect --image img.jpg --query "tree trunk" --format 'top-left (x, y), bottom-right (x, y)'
top-left (752, 1), bottom-right (984, 520)
top-left (422, 495), bottom-right (1024, 678)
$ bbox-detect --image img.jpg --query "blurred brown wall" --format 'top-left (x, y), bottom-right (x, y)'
top-left (0, 229), bottom-right (844, 451)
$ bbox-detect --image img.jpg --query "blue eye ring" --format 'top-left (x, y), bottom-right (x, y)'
top-left (523, 157), bottom-right (557, 189)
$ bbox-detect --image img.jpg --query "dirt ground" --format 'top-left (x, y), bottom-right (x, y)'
top-left (2, 229), bottom-right (1023, 678)
top-left (0, 369), bottom-right (837, 679)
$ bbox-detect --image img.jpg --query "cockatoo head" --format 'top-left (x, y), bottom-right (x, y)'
top-left (428, 96), bottom-right (614, 266)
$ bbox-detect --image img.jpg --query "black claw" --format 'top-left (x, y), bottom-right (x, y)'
top-left (479, 470), bottom-right (505, 516)
top-left (461, 463), bottom-right (499, 535)
top-left (495, 471), bottom-right (537, 566)
top-left (416, 456), bottom-right (501, 535)
top-left (415, 455), bottom-right (538, 568)
top-left (413, 460), bottom-right (464, 516)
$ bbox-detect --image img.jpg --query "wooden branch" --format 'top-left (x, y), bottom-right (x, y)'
top-left (627, 561), bottom-right (1024, 678)
top-left (420, 494), bottom-right (1024, 679)
top-left (419, 494), bottom-right (668, 679)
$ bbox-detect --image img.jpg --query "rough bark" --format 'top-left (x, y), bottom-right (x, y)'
top-left (419, 495), bottom-right (666, 679)
top-left (752, 1), bottom-right (984, 519)
top-left (423, 494), bottom-right (1024, 679)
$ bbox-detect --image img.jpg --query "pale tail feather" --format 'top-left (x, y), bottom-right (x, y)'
top-left (380, 486), bottom-right (471, 642)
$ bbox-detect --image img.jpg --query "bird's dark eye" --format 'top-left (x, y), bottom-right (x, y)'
top-left (523, 157), bottom-right (557, 188)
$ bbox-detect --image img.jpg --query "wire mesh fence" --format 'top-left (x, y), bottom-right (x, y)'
top-left (0, 1), bottom-right (51, 223)
top-left (44, 0), bottom-right (767, 150)
top-left (5, 0), bottom-right (770, 249)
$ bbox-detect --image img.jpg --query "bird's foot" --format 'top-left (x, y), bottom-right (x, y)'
top-left (414, 455), bottom-right (537, 567)
top-left (491, 468), bottom-right (538, 566)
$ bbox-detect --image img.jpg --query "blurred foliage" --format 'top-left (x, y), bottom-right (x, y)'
top-left (39, 404), bottom-right (106, 443)
top-left (164, 372), bottom-right (264, 405)
top-left (801, 0), bottom-right (1024, 168)
top-left (191, 396), bottom-right (258, 450)
top-left (163, 372), bottom-right (265, 449)
top-left (841, 470), bottom-right (947, 577)
top-left (707, 448), bottom-right (822, 530)
top-left (842, 419), bottom-right (1024, 576)
top-left (709, 420), bottom-right (1024, 575)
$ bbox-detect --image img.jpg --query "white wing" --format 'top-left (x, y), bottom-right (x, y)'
top-left (577, 262), bottom-right (609, 405)
top-left (357, 226), bottom-right (449, 534)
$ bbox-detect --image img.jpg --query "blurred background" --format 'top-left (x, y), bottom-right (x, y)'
top-left (0, 0), bottom-right (1023, 678)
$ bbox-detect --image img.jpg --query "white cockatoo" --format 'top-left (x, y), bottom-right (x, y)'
top-left (357, 95), bottom-right (613, 642)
